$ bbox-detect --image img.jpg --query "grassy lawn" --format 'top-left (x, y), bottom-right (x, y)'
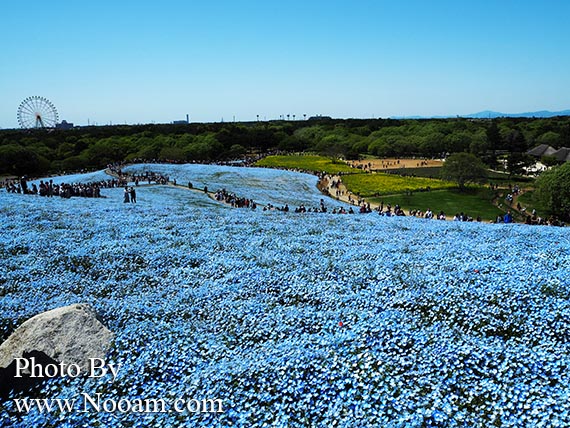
top-left (387, 167), bottom-right (443, 178)
top-left (341, 173), bottom-right (455, 197)
top-left (256, 155), bottom-right (359, 175)
top-left (368, 188), bottom-right (502, 221)
top-left (484, 169), bottom-right (535, 187)
top-left (517, 191), bottom-right (551, 217)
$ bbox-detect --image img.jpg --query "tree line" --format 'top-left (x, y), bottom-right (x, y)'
top-left (1, 116), bottom-right (570, 177)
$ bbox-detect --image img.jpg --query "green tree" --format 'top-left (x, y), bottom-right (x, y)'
top-left (469, 131), bottom-right (489, 157)
top-left (440, 152), bottom-right (488, 191)
top-left (0, 144), bottom-right (48, 176)
top-left (506, 152), bottom-right (534, 177)
top-left (537, 131), bottom-right (561, 147)
top-left (535, 163), bottom-right (570, 221)
top-left (61, 155), bottom-right (89, 172)
top-left (227, 144), bottom-right (246, 158)
top-left (503, 128), bottom-right (531, 176)
top-left (486, 121), bottom-right (501, 168)
top-left (541, 155), bottom-right (559, 168)
top-left (159, 146), bottom-right (186, 161)
top-left (443, 131), bottom-right (471, 153)
top-left (316, 134), bottom-right (351, 159)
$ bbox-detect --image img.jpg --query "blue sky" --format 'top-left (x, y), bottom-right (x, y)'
top-left (1, 0), bottom-right (569, 128)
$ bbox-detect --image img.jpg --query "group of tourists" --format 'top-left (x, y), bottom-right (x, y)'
top-left (37, 181), bottom-right (103, 199)
top-left (108, 162), bottom-right (169, 185)
top-left (3, 177), bottom-right (104, 199)
top-left (347, 159), bottom-right (405, 171)
top-left (131, 172), bottom-right (169, 185)
top-left (213, 188), bottom-right (256, 209)
top-left (522, 210), bottom-right (562, 226)
top-left (270, 201), bottom-right (496, 224)
top-left (3, 178), bottom-right (25, 194)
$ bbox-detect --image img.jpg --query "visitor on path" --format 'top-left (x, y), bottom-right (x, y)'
top-left (20, 177), bottom-right (29, 194)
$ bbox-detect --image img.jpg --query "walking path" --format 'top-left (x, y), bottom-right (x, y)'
top-left (348, 158), bottom-right (443, 171)
top-left (105, 167), bottom-right (258, 208)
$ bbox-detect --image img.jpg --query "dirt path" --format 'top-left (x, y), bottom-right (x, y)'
top-left (348, 158), bottom-right (443, 171)
top-left (320, 174), bottom-right (377, 209)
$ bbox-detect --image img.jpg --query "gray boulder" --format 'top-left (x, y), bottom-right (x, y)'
top-left (0, 303), bottom-right (113, 373)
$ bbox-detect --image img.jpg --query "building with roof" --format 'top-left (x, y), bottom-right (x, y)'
top-left (552, 147), bottom-right (570, 162)
top-left (55, 120), bottom-right (74, 130)
top-left (527, 144), bottom-right (557, 157)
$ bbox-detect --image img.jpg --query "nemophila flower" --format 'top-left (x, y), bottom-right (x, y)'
top-left (1, 164), bottom-right (570, 427)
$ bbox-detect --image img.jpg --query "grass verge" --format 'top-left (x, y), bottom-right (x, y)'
top-left (341, 173), bottom-right (455, 197)
top-left (368, 188), bottom-right (501, 221)
top-left (256, 155), bottom-right (358, 175)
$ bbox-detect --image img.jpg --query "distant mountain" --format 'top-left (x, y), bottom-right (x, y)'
top-left (465, 110), bottom-right (570, 119)
top-left (391, 110), bottom-right (570, 120)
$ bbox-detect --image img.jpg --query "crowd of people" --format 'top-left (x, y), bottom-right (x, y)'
top-left (108, 163), bottom-right (170, 186)
top-left (522, 210), bottom-right (563, 226)
top-left (275, 201), bottom-right (521, 225)
top-left (3, 178), bottom-right (25, 194)
top-left (3, 177), bottom-right (105, 199)
top-left (213, 188), bottom-right (256, 209)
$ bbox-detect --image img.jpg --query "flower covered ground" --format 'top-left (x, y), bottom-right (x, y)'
top-left (121, 163), bottom-right (346, 208)
top-left (1, 164), bottom-right (570, 427)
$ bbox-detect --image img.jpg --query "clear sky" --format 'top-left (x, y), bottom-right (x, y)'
top-left (1, 0), bottom-right (570, 128)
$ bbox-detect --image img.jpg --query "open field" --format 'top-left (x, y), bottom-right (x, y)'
top-left (369, 188), bottom-right (501, 221)
top-left (384, 166), bottom-right (443, 178)
top-left (341, 173), bottom-right (455, 197)
top-left (349, 158), bottom-right (444, 170)
top-left (256, 155), bottom-right (358, 175)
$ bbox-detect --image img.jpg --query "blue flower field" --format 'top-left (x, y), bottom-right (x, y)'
top-left (1, 164), bottom-right (570, 427)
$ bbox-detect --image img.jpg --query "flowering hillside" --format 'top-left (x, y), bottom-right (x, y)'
top-left (1, 165), bottom-right (570, 427)
top-left (122, 163), bottom-right (344, 208)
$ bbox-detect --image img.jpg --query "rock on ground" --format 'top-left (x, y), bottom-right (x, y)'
top-left (0, 303), bottom-right (113, 373)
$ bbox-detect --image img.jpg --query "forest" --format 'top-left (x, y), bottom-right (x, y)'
top-left (1, 116), bottom-right (570, 177)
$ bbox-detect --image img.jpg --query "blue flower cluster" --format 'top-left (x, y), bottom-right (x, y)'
top-left (1, 164), bottom-right (570, 427)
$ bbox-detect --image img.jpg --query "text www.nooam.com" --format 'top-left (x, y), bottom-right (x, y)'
top-left (13, 394), bottom-right (223, 414)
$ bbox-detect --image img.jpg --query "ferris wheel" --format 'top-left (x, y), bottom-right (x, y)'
top-left (17, 96), bottom-right (59, 129)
